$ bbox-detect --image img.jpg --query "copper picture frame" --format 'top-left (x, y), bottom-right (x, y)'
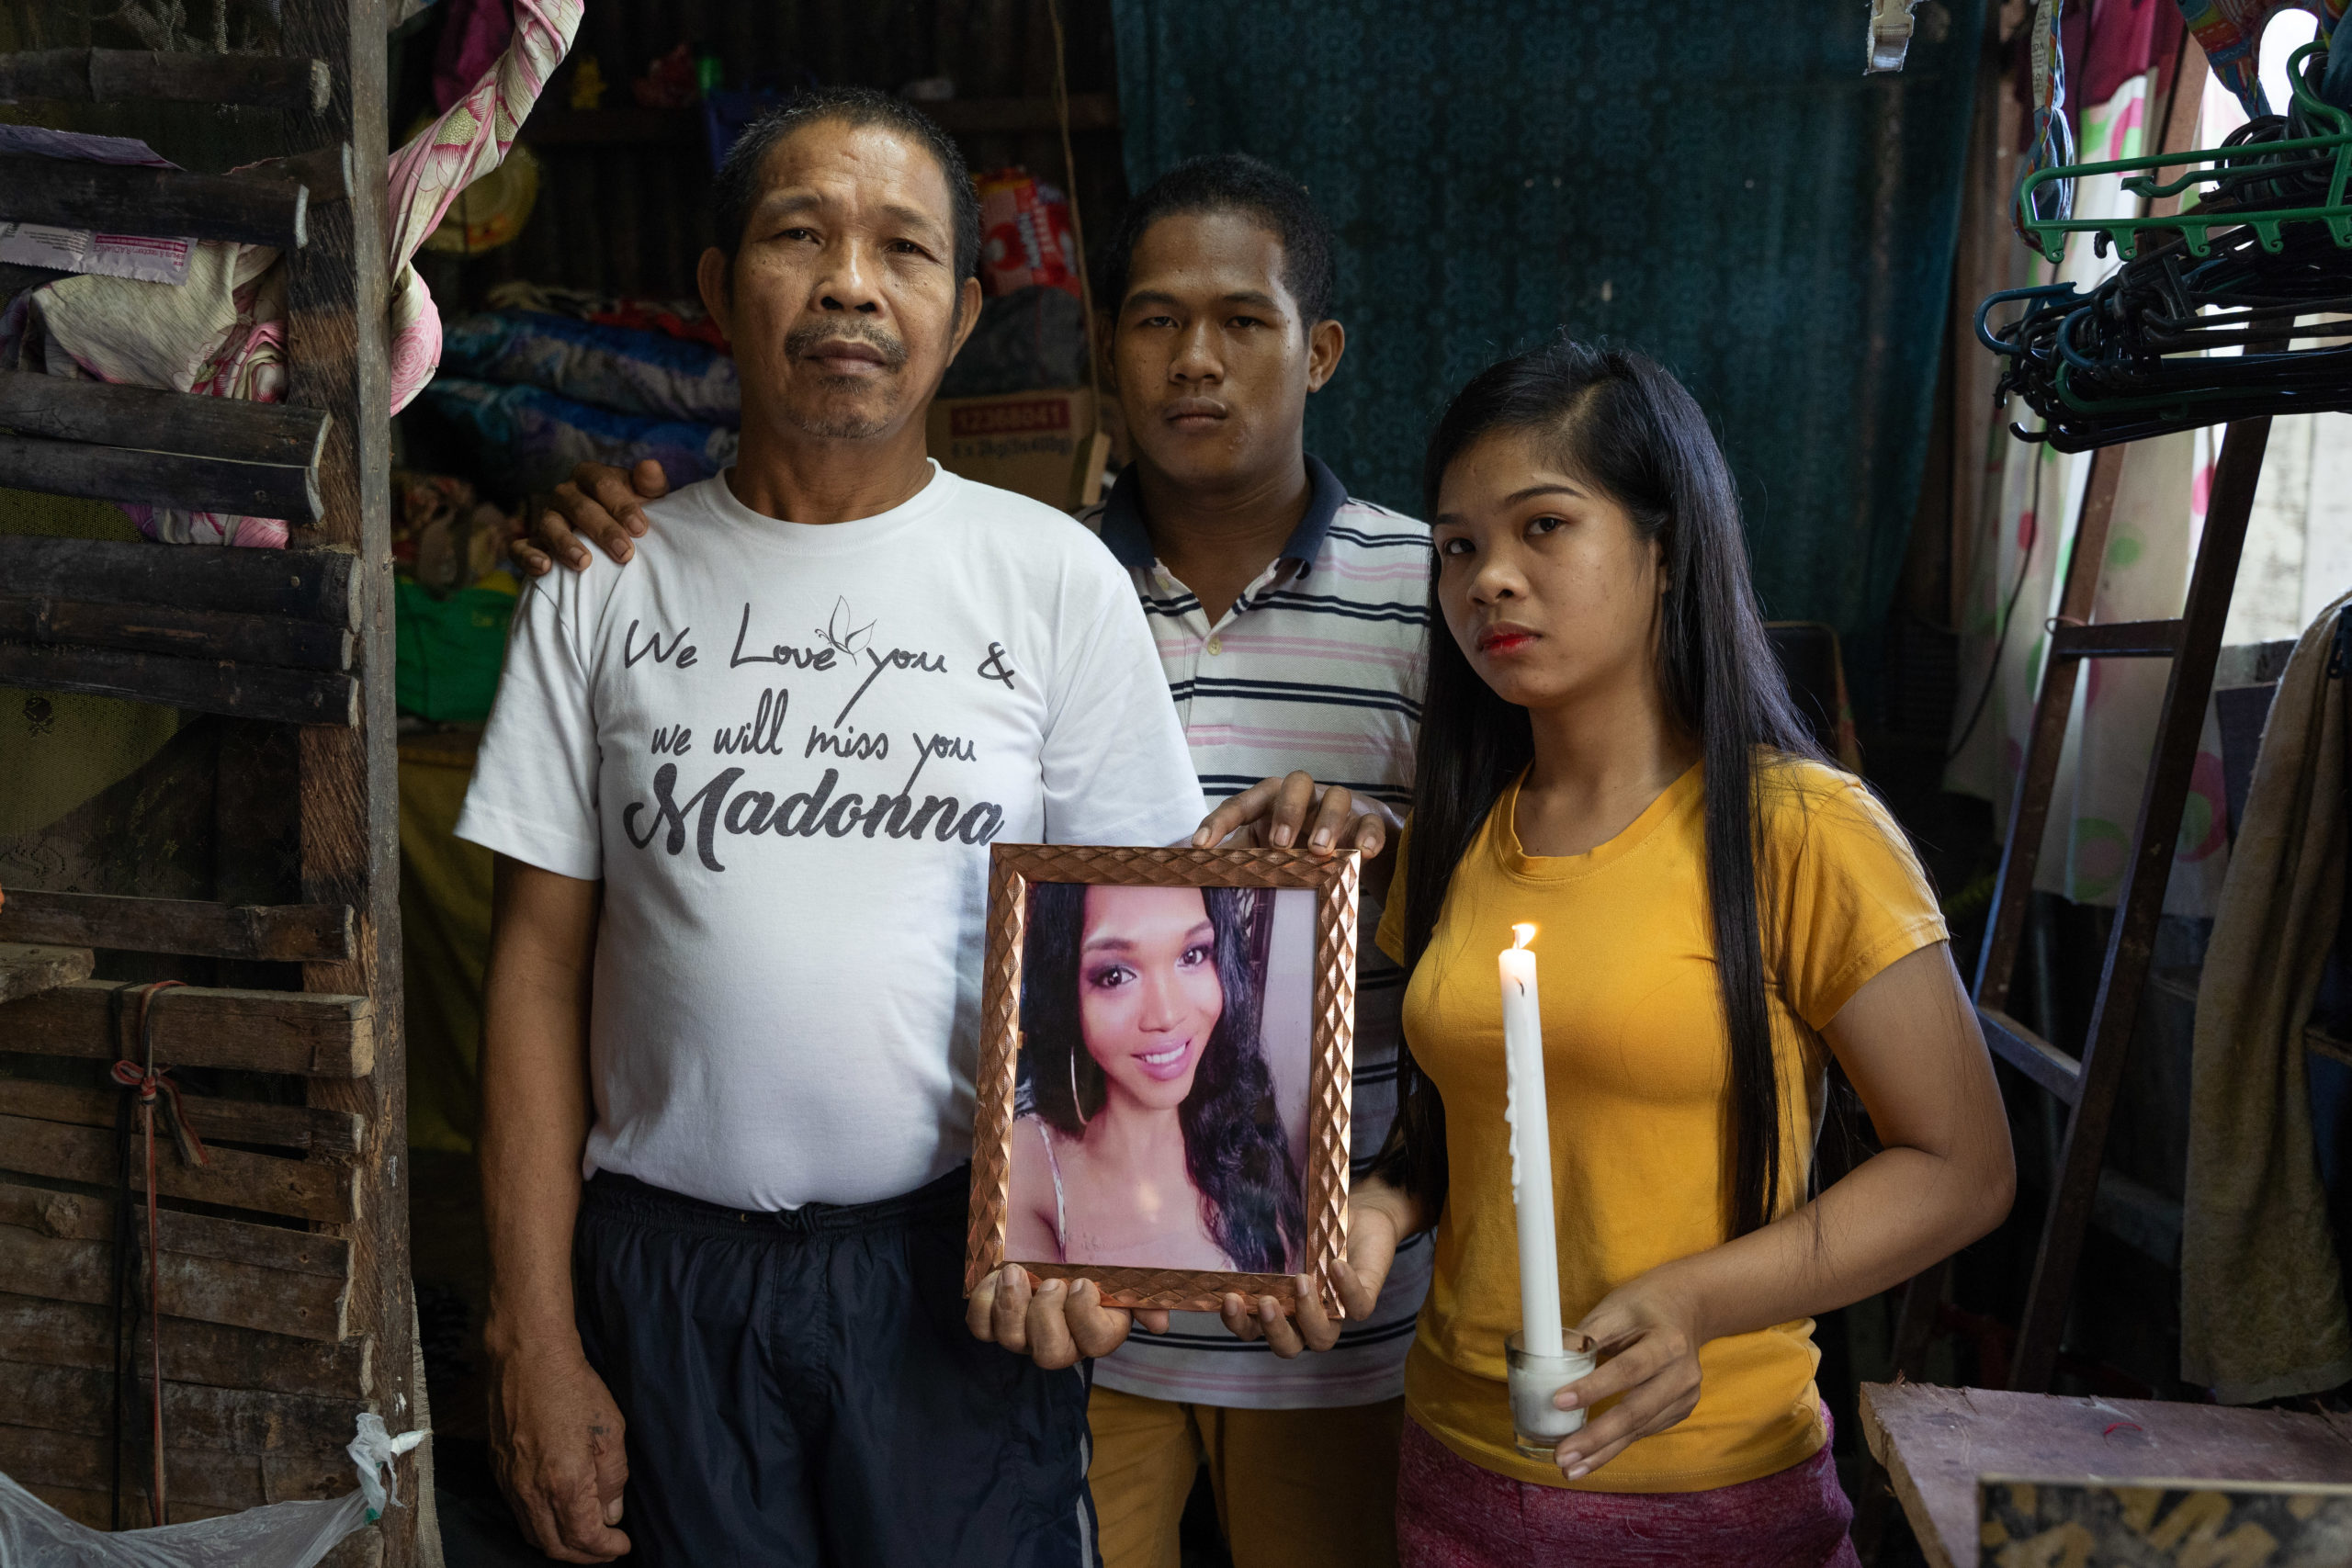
top-left (965, 843), bottom-right (1360, 1317)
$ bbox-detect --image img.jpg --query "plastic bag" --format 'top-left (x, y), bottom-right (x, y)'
top-left (0, 1414), bottom-right (426, 1568)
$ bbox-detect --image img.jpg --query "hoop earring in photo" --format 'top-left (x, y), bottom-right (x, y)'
top-left (1070, 1050), bottom-right (1089, 1129)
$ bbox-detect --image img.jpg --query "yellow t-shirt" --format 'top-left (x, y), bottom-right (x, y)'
top-left (1374, 758), bottom-right (1947, 1493)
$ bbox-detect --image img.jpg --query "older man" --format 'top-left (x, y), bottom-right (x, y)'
top-left (461, 89), bottom-right (1214, 1567)
top-left (526, 153), bottom-right (1430, 1568)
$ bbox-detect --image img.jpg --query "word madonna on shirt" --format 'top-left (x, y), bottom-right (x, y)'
top-left (453, 468), bottom-right (1204, 1211)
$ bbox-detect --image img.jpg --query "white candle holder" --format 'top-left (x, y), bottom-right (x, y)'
top-left (1506, 1330), bottom-right (1597, 1459)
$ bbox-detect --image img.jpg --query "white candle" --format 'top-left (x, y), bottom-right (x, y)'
top-left (1500, 922), bottom-right (1565, 1358)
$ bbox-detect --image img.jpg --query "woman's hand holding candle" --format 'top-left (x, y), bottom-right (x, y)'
top-left (1546, 1269), bottom-right (1708, 1480)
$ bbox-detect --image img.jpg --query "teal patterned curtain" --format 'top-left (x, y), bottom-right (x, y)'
top-left (1110, 0), bottom-right (1986, 643)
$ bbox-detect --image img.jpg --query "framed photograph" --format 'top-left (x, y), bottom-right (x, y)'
top-left (964, 844), bottom-right (1361, 1316)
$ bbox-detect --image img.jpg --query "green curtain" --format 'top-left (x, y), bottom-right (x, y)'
top-left (1110, 0), bottom-right (1986, 645)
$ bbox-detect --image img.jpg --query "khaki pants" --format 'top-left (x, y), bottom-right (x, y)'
top-left (1087, 1383), bottom-right (1404, 1568)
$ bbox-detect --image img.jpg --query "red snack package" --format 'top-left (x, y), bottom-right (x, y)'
top-left (975, 166), bottom-right (1080, 300)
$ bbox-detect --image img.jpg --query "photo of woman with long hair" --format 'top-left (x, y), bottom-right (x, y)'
top-left (1007, 881), bottom-right (1306, 1275)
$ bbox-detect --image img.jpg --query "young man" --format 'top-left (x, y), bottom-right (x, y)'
top-left (523, 154), bottom-right (1433, 1568)
top-left (464, 90), bottom-right (1211, 1567)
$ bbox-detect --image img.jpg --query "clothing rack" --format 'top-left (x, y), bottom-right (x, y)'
top-left (0, 2), bottom-right (422, 1557)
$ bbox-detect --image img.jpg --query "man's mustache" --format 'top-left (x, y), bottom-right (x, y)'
top-left (784, 321), bottom-right (909, 370)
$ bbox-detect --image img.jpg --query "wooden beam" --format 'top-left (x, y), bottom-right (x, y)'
top-left (0, 1292), bottom-right (368, 1400)
top-left (0, 592), bottom-right (353, 671)
top-left (0, 1079), bottom-right (363, 1156)
top-left (0, 890), bottom-right (355, 963)
top-left (0, 1183), bottom-right (349, 1279)
top-left (0, 535), bottom-right (358, 625)
top-left (0, 643), bottom-right (359, 727)
top-left (0, 979), bottom-right (372, 1077)
top-left (0, 1114), bottom-right (355, 1223)
top-left (0, 433), bottom-right (321, 523)
top-left (0, 1224), bottom-right (347, 1341)
top-left (233, 142), bottom-right (351, 206)
top-left (0, 369), bottom-right (331, 469)
top-left (0, 154), bottom-right (307, 250)
top-left (283, 0), bottom-right (419, 1555)
top-left (0, 942), bottom-right (92, 1005)
top-left (0, 1359), bottom-right (357, 1458)
top-left (0, 49), bottom-right (330, 110)
top-left (0, 1186), bottom-right (349, 1339)
top-left (1978, 1006), bottom-right (2084, 1103)
top-left (2048, 619), bottom-right (2185, 660)
top-left (0, 1421), bottom-right (348, 1511)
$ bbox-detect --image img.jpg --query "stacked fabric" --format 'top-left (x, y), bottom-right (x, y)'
top-left (419, 300), bottom-right (741, 497)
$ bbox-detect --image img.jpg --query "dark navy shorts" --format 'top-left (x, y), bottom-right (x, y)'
top-left (573, 1166), bottom-right (1099, 1567)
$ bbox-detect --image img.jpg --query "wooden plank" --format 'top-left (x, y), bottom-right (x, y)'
top-left (0, 154), bottom-right (307, 250)
top-left (0, 49), bottom-right (330, 110)
top-left (1979, 1006), bottom-right (2084, 1103)
top-left (0, 1292), bottom-right (368, 1400)
top-left (0, 592), bottom-right (353, 671)
top-left (235, 142), bottom-right (353, 207)
top-left (0, 942), bottom-right (92, 1005)
top-left (0, 369), bottom-right (331, 469)
top-left (0, 1422), bottom-right (348, 1509)
top-left (0, 1113), bottom-right (354, 1223)
top-left (0, 535), bottom-right (357, 625)
top-left (283, 0), bottom-right (419, 1557)
top-left (0, 1221), bottom-right (348, 1340)
top-left (0, 1179), bottom-right (352, 1277)
top-left (0, 979), bottom-right (372, 1077)
top-left (0, 1359), bottom-right (356, 1455)
top-left (0, 890), bottom-right (355, 963)
top-left (0, 1423), bottom-right (263, 1512)
top-left (0, 1078), bottom-right (363, 1156)
top-left (0, 642), bottom-right (359, 727)
top-left (2049, 618), bottom-right (2185, 660)
top-left (1860, 1382), bottom-right (2352, 1568)
top-left (2010, 419), bottom-right (2273, 1393)
top-left (0, 432), bottom-right (320, 523)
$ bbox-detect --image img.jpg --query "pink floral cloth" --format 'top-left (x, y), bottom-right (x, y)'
top-left (1, 0), bottom-right (579, 547)
top-left (1395, 1417), bottom-right (1860, 1568)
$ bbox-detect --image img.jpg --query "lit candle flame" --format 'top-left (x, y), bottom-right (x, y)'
top-left (1510, 923), bottom-right (1536, 950)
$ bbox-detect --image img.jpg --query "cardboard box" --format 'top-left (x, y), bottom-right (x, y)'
top-left (926, 387), bottom-right (1106, 510)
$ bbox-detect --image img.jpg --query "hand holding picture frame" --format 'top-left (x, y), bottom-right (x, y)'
top-left (965, 843), bottom-right (1360, 1318)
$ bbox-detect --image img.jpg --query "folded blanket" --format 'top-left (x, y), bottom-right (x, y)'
top-left (440, 310), bottom-right (740, 426)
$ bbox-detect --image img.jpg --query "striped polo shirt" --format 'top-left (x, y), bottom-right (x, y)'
top-left (1080, 455), bottom-right (1435, 1410)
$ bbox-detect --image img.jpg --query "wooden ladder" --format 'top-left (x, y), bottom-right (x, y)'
top-left (0, 14), bottom-right (418, 1564)
top-left (1900, 414), bottom-right (2267, 1393)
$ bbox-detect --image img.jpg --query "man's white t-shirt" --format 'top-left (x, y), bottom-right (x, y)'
top-left (456, 463), bottom-right (1205, 1211)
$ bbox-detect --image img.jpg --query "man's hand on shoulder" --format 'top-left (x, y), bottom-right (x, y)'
top-left (513, 458), bottom-right (670, 577)
top-left (966, 1264), bottom-right (1170, 1369)
top-left (488, 1337), bottom-right (633, 1562)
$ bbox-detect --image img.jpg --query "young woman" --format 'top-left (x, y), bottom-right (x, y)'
top-left (1008, 882), bottom-right (1306, 1274)
top-left (1204, 341), bottom-right (2014, 1566)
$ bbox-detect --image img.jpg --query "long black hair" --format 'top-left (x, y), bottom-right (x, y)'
top-left (1373, 339), bottom-right (1826, 1240)
top-left (1023, 883), bottom-right (1305, 1271)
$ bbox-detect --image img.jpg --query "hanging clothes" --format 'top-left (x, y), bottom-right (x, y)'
top-left (0, 0), bottom-right (582, 547)
top-left (2180, 591), bottom-right (2352, 1404)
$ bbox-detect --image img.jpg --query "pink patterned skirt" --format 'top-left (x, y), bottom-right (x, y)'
top-left (1396, 1416), bottom-right (1860, 1568)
